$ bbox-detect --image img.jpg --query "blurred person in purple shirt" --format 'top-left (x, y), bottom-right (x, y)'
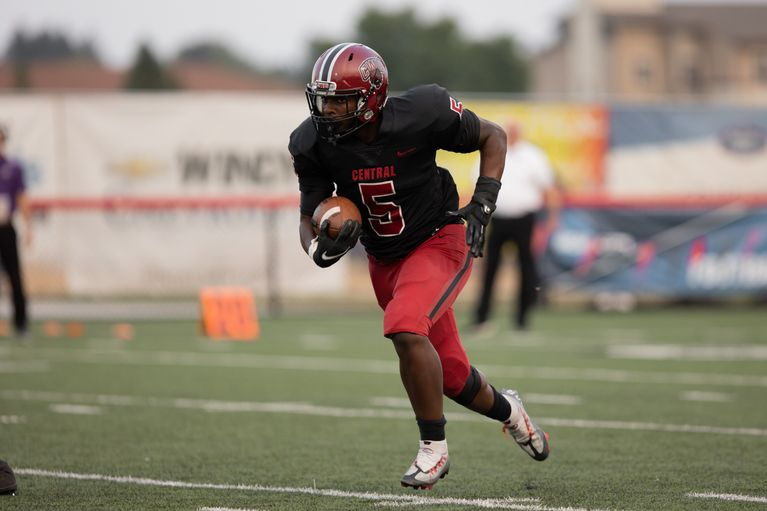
top-left (0, 124), bottom-right (31, 337)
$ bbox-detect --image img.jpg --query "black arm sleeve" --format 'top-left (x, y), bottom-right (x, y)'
top-left (297, 174), bottom-right (334, 217)
top-left (440, 108), bottom-right (481, 153)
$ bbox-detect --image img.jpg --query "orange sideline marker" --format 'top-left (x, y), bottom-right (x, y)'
top-left (65, 322), bottom-right (85, 338)
top-left (42, 320), bottom-right (63, 337)
top-left (199, 287), bottom-right (259, 341)
top-left (112, 323), bottom-right (134, 341)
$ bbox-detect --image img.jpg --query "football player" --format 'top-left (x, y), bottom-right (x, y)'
top-left (289, 43), bottom-right (550, 490)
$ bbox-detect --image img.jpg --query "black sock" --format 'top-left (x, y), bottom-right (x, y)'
top-left (483, 386), bottom-right (512, 422)
top-left (416, 416), bottom-right (446, 441)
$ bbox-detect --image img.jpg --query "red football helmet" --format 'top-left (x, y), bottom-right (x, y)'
top-left (306, 43), bottom-right (389, 142)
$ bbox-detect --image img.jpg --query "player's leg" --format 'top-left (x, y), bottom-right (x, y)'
top-left (371, 224), bottom-right (472, 489)
top-left (441, 348), bottom-right (550, 461)
top-left (391, 332), bottom-right (445, 422)
top-left (420, 226), bottom-right (550, 462)
top-left (390, 331), bottom-right (448, 489)
top-left (369, 261), bottom-right (445, 425)
top-left (432, 312), bottom-right (517, 423)
top-left (370, 274), bottom-right (449, 489)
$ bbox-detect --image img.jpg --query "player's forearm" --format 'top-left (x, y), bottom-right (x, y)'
top-left (476, 119), bottom-right (506, 182)
top-left (299, 215), bottom-right (315, 254)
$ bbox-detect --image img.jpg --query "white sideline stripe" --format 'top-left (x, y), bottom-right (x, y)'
top-left (372, 394), bottom-right (581, 408)
top-left (524, 394), bottom-right (582, 406)
top-left (688, 492), bottom-right (767, 503)
top-left (299, 333), bottom-right (339, 351)
top-left (539, 417), bottom-right (767, 437)
top-left (0, 415), bottom-right (26, 424)
top-left (16, 347), bottom-right (767, 388)
top-left (14, 469), bottom-right (603, 511)
top-left (0, 360), bottom-right (49, 373)
top-left (370, 396), bottom-right (412, 408)
top-left (608, 344), bottom-right (767, 361)
top-left (4, 389), bottom-right (767, 437)
top-left (200, 508), bottom-right (266, 511)
top-left (49, 404), bottom-right (103, 415)
top-left (679, 391), bottom-right (732, 402)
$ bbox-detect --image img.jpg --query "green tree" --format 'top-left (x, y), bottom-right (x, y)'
top-left (306, 8), bottom-right (528, 93)
top-left (176, 40), bottom-right (254, 72)
top-left (11, 60), bottom-right (30, 90)
top-left (123, 43), bottom-right (178, 90)
top-left (4, 29), bottom-right (100, 62)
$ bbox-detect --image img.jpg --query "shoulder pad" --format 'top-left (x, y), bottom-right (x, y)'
top-left (288, 117), bottom-right (319, 157)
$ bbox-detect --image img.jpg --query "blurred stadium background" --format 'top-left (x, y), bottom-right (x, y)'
top-left (1, 0), bottom-right (766, 324)
top-left (2, 1), bottom-right (767, 510)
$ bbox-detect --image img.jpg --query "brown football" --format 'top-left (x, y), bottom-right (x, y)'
top-left (312, 196), bottom-right (363, 239)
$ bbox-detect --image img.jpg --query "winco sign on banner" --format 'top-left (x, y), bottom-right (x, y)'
top-left (0, 93), bottom-right (347, 298)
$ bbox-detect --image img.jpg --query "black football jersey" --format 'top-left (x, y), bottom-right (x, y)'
top-left (289, 84), bottom-right (481, 260)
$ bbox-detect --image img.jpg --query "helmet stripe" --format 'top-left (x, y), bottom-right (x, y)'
top-left (319, 42), bottom-right (356, 82)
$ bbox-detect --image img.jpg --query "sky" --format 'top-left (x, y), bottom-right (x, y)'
top-left (0, 0), bottom-right (575, 70)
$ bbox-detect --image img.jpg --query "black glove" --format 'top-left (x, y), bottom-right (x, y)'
top-left (308, 219), bottom-right (362, 268)
top-left (448, 176), bottom-right (501, 258)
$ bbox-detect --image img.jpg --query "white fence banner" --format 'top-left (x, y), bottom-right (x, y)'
top-left (0, 93), bottom-right (346, 298)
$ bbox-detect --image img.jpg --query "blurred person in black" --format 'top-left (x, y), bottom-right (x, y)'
top-left (289, 43), bottom-right (549, 490)
top-left (0, 124), bottom-right (32, 338)
top-left (471, 122), bottom-right (562, 332)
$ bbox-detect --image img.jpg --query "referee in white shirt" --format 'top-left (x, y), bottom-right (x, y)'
top-left (472, 123), bottom-right (562, 331)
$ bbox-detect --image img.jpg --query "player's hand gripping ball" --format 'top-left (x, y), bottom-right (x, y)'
top-left (311, 196), bottom-right (362, 238)
top-left (309, 196), bottom-right (363, 268)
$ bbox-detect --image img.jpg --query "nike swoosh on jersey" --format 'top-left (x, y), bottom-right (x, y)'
top-left (396, 147), bottom-right (417, 157)
top-left (321, 248), bottom-right (351, 261)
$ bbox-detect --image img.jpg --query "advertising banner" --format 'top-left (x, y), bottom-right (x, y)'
top-left (0, 93), bottom-right (344, 298)
top-left (437, 100), bottom-right (608, 200)
top-left (608, 105), bottom-right (767, 196)
top-left (541, 202), bottom-right (767, 298)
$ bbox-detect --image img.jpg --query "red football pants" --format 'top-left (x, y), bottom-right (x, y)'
top-left (368, 223), bottom-right (473, 397)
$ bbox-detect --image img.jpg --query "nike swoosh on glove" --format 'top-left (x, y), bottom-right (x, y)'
top-left (308, 219), bottom-right (362, 268)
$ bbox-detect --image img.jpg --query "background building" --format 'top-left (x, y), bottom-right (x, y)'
top-left (534, 0), bottom-right (767, 103)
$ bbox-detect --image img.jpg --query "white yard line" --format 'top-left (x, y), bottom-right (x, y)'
top-left (370, 394), bottom-right (581, 408)
top-left (0, 414), bottom-right (26, 424)
top-left (49, 404), bottom-right (103, 415)
top-left (3, 389), bottom-right (766, 437)
top-left (200, 508), bottom-right (267, 511)
top-left (539, 417), bottom-right (767, 437)
top-left (688, 492), bottom-right (767, 503)
top-left (608, 344), bottom-right (767, 361)
top-left (524, 394), bottom-right (582, 406)
top-left (0, 360), bottom-right (50, 373)
top-left (10, 347), bottom-right (767, 388)
top-left (678, 391), bottom-right (732, 403)
top-left (14, 468), bottom-right (608, 511)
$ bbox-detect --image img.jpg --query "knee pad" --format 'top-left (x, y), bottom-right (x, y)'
top-left (448, 366), bottom-right (482, 406)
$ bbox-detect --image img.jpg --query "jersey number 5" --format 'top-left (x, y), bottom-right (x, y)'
top-left (359, 181), bottom-right (405, 237)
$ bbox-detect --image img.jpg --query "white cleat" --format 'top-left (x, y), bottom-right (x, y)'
top-left (400, 439), bottom-right (450, 490)
top-left (501, 389), bottom-right (550, 461)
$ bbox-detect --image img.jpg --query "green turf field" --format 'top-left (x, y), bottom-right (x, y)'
top-left (1, 306), bottom-right (766, 510)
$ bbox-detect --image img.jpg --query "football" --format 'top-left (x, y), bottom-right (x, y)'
top-left (312, 196), bottom-right (362, 239)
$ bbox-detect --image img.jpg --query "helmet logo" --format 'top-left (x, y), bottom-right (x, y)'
top-left (358, 57), bottom-right (385, 88)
